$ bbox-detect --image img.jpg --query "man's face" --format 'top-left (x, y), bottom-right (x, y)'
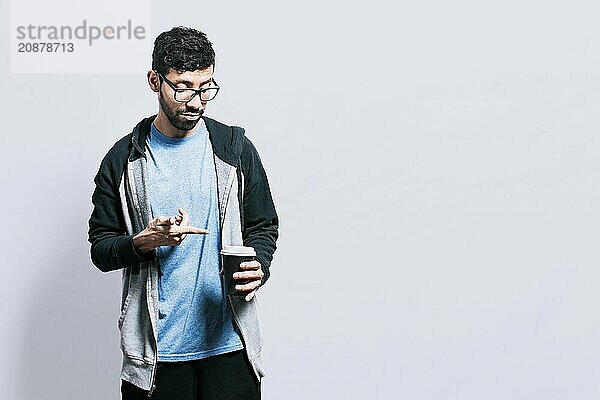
top-left (157, 66), bottom-right (214, 131)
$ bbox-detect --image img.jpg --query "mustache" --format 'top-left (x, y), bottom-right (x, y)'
top-left (179, 107), bottom-right (203, 115)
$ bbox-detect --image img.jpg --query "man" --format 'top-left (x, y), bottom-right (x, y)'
top-left (87, 26), bottom-right (278, 400)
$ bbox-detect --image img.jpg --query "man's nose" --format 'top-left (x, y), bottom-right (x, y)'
top-left (186, 92), bottom-right (203, 109)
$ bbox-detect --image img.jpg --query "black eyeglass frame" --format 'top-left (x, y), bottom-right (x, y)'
top-left (157, 72), bottom-right (220, 103)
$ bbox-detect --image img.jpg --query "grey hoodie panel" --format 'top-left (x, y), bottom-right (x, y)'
top-left (118, 178), bottom-right (133, 310)
top-left (214, 155), bottom-right (233, 225)
top-left (229, 294), bottom-right (265, 378)
top-left (216, 158), bottom-right (244, 247)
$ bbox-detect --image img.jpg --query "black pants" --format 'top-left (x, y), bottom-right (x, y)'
top-left (121, 350), bottom-right (261, 400)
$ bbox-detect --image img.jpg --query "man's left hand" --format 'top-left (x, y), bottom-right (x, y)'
top-left (233, 261), bottom-right (264, 301)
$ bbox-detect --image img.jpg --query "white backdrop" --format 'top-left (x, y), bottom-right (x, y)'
top-left (1, 1), bottom-right (599, 399)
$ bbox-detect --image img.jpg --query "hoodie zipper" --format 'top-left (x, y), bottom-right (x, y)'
top-left (147, 285), bottom-right (158, 397)
top-left (147, 254), bottom-right (160, 397)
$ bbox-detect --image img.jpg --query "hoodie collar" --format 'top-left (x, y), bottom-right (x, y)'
top-left (128, 115), bottom-right (243, 165)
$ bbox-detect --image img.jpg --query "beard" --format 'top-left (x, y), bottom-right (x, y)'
top-left (159, 91), bottom-right (204, 131)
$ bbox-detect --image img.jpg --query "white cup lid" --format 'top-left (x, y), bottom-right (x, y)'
top-left (220, 245), bottom-right (256, 257)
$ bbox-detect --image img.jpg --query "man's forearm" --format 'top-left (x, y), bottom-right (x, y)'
top-left (90, 233), bottom-right (155, 273)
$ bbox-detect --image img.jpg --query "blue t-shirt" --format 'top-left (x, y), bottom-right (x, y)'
top-left (146, 120), bottom-right (243, 361)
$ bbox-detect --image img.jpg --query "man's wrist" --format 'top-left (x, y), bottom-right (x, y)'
top-left (132, 231), bottom-right (154, 254)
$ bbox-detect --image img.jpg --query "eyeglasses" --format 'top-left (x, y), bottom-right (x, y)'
top-left (157, 72), bottom-right (220, 102)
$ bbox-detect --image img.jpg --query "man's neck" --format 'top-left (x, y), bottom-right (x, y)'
top-left (153, 111), bottom-right (199, 138)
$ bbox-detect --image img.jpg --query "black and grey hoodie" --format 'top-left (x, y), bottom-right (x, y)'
top-left (87, 115), bottom-right (278, 395)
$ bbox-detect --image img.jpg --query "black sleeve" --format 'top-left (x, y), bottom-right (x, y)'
top-left (87, 152), bottom-right (154, 273)
top-left (240, 136), bottom-right (279, 285)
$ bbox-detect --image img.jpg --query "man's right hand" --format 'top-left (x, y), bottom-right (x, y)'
top-left (132, 213), bottom-right (209, 253)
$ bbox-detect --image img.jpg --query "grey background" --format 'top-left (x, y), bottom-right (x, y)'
top-left (1, 0), bottom-right (599, 399)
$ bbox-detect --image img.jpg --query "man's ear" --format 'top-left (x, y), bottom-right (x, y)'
top-left (147, 70), bottom-right (160, 93)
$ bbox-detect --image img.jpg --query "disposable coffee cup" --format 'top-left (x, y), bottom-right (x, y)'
top-left (220, 245), bottom-right (256, 295)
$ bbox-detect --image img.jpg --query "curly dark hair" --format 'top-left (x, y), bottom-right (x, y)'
top-left (152, 27), bottom-right (215, 75)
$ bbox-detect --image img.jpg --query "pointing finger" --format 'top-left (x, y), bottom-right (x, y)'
top-left (172, 225), bottom-right (209, 235)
